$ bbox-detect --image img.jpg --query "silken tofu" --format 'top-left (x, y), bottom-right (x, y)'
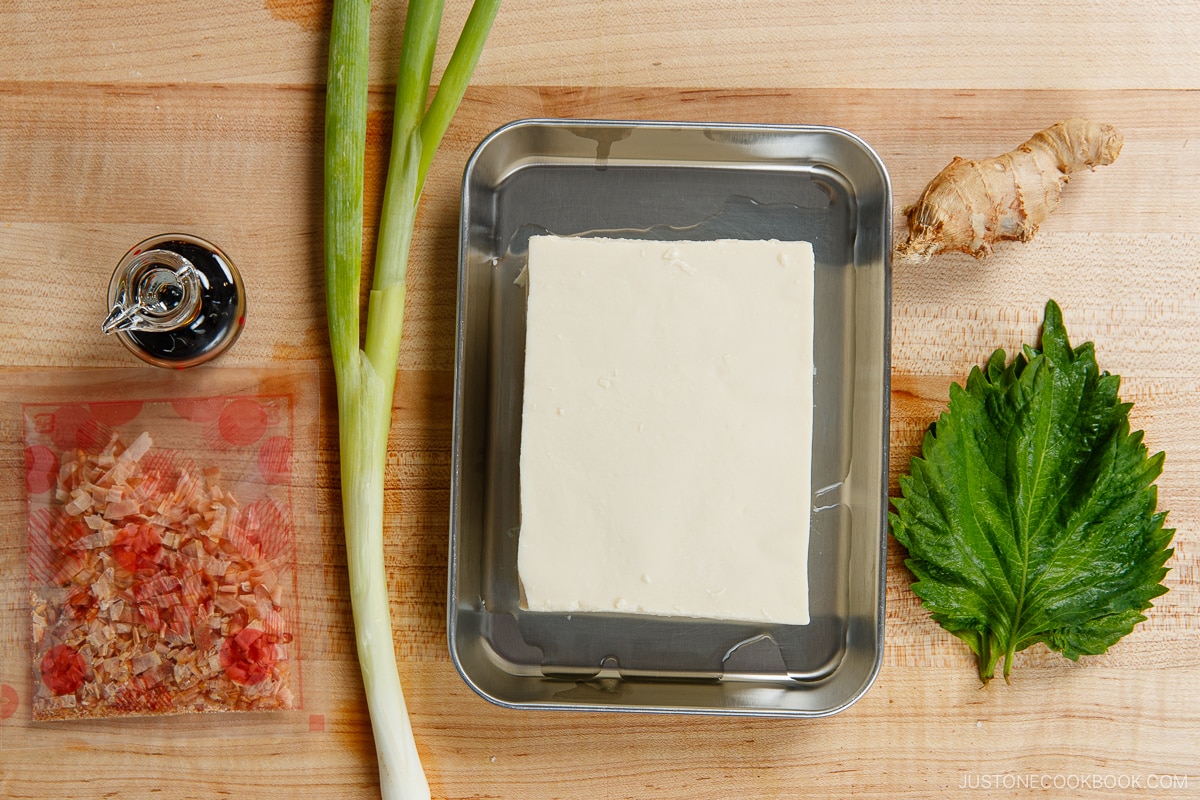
top-left (517, 236), bottom-right (815, 625)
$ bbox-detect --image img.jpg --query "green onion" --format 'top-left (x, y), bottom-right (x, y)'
top-left (324, 1), bottom-right (500, 798)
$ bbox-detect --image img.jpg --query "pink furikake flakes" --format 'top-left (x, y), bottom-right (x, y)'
top-left (25, 397), bottom-right (300, 720)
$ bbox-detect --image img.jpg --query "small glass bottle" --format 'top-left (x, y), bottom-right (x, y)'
top-left (102, 233), bottom-right (246, 368)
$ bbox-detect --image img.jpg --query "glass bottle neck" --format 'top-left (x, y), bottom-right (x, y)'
top-left (101, 249), bottom-right (202, 335)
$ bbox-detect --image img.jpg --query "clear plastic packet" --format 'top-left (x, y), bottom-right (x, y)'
top-left (0, 366), bottom-right (320, 744)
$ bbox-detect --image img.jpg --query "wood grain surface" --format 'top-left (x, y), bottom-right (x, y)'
top-left (2, 1), bottom-right (1199, 798)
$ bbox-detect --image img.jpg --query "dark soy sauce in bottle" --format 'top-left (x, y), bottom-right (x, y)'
top-left (103, 234), bottom-right (246, 368)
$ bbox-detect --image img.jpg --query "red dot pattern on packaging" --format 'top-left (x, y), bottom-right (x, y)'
top-left (24, 445), bottom-right (58, 495)
top-left (218, 398), bottom-right (269, 447)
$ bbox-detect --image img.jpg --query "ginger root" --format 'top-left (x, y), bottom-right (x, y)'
top-left (896, 118), bottom-right (1123, 261)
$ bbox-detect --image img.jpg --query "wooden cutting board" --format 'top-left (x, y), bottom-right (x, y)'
top-left (2, 1), bottom-right (1199, 797)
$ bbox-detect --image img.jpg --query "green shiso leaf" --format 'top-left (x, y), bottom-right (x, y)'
top-left (890, 300), bottom-right (1174, 683)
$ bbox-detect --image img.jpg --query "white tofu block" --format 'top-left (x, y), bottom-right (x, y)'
top-left (517, 236), bottom-right (814, 625)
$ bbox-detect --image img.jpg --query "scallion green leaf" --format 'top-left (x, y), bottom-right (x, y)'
top-left (324, 2), bottom-right (500, 797)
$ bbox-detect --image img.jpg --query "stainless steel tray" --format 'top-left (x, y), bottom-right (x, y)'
top-left (449, 119), bottom-right (891, 716)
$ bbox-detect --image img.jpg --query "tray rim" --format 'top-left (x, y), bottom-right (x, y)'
top-left (449, 117), bottom-right (892, 717)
